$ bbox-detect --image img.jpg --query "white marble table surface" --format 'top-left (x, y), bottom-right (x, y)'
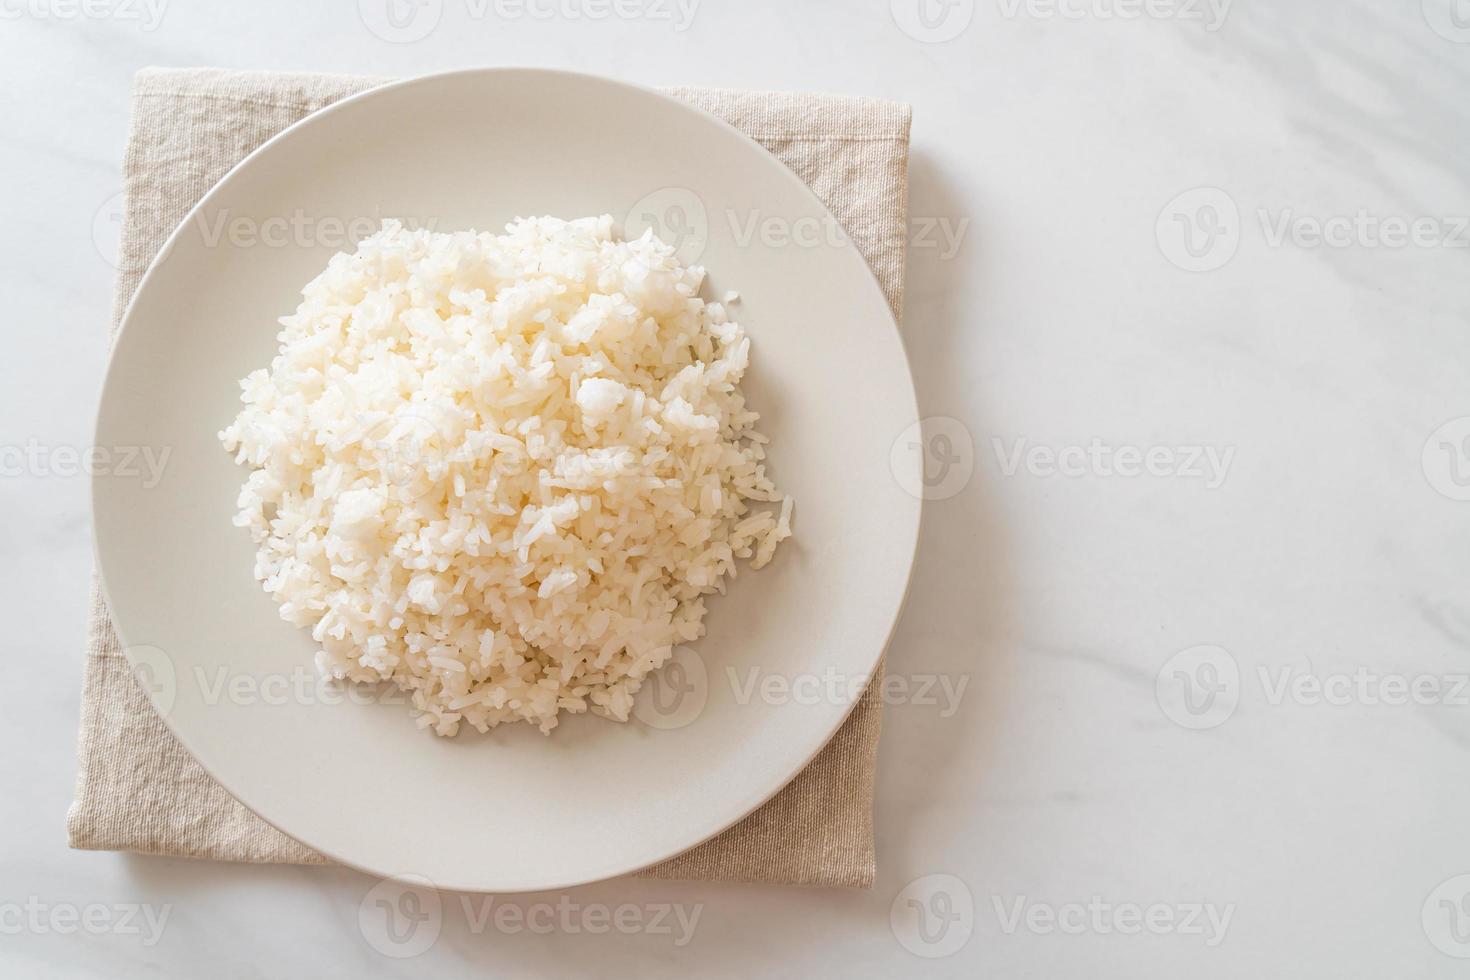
top-left (4, 0), bottom-right (1470, 975)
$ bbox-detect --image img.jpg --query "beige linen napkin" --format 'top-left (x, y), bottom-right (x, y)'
top-left (68, 67), bottom-right (910, 888)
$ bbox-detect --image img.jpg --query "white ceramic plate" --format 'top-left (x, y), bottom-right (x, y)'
top-left (94, 69), bottom-right (920, 892)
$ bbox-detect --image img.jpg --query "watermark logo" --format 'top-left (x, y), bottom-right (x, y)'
top-left (1423, 875), bottom-right (1470, 957)
top-left (891, 874), bottom-right (975, 958)
top-left (632, 645), bottom-right (708, 730)
top-left (93, 191), bottom-right (126, 270)
top-left (1157, 187), bottom-right (1240, 272)
top-left (125, 644), bottom-right (178, 719)
top-left (891, 417), bottom-right (976, 501)
top-left (1155, 644), bottom-right (1239, 730)
top-left (1423, 0), bottom-right (1470, 42)
top-left (625, 187), bottom-right (709, 265)
top-left (891, 0), bottom-right (976, 42)
top-left (1423, 417), bottom-right (1470, 502)
top-left (358, 0), bottom-right (443, 42)
top-left (362, 410), bottom-right (451, 489)
top-left (359, 875), bottom-right (443, 958)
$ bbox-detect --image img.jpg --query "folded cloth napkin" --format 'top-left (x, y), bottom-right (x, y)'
top-left (68, 67), bottom-right (911, 888)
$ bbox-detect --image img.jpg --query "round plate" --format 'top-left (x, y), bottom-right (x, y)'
top-left (94, 68), bottom-right (921, 892)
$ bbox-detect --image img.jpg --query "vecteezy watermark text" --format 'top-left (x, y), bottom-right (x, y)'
top-left (992, 437), bottom-right (1235, 489)
top-left (123, 648), bottom-right (419, 722)
top-left (192, 209), bottom-right (440, 250)
top-left (358, 876), bottom-right (701, 957)
top-left (459, 894), bottom-right (701, 944)
top-left (994, 0), bottom-right (1232, 31)
top-left (1257, 209), bottom-right (1470, 250)
top-left (1157, 645), bottom-right (1470, 730)
top-left (1158, 187), bottom-right (1470, 271)
top-left (727, 210), bottom-right (970, 260)
top-left (889, 875), bottom-right (1234, 958)
top-left (357, 0), bottom-right (699, 43)
top-left (626, 189), bottom-right (971, 266)
top-left (633, 646), bottom-right (971, 730)
top-left (0, 440), bottom-right (170, 488)
top-left (992, 895), bottom-right (1235, 946)
top-left (481, 0), bottom-right (698, 27)
top-left (0, 0), bottom-right (167, 30)
top-left (0, 898), bottom-right (171, 947)
top-left (727, 666), bottom-right (968, 718)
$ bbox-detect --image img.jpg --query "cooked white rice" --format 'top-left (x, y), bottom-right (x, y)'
top-left (219, 216), bottom-right (792, 735)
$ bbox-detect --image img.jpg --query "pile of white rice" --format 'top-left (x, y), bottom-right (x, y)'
top-left (220, 215), bottom-right (791, 735)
